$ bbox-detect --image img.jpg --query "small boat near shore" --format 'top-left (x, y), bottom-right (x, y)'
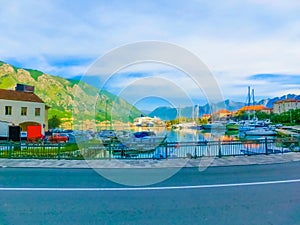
top-left (117, 131), bottom-right (167, 151)
top-left (242, 128), bottom-right (277, 136)
top-left (226, 121), bottom-right (239, 130)
top-left (202, 122), bottom-right (225, 130)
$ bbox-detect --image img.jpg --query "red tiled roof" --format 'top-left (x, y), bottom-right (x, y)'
top-left (0, 89), bottom-right (44, 103)
top-left (274, 99), bottom-right (300, 104)
top-left (214, 109), bottom-right (231, 114)
top-left (239, 105), bottom-right (268, 111)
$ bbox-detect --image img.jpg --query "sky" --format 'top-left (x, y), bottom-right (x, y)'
top-left (0, 0), bottom-right (300, 111)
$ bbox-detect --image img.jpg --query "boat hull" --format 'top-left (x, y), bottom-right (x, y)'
top-left (202, 123), bottom-right (225, 130)
top-left (243, 129), bottom-right (276, 136)
top-left (119, 136), bottom-right (167, 151)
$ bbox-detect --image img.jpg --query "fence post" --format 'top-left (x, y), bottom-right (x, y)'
top-left (109, 141), bottom-right (112, 160)
top-left (165, 141), bottom-right (168, 159)
top-left (218, 139), bottom-right (222, 158)
top-left (9, 142), bottom-right (12, 159)
top-left (265, 137), bottom-right (268, 155)
top-left (58, 143), bottom-right (61, 160)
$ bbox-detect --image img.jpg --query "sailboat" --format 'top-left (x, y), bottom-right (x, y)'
top-left (243, 128), bottom-right (276, 136)
top-left (226, 121), bottom-right (239, 130)
top-left (172, 105), bottom-right (183, 129)
top-left (202, 122), bottom-right (225, 130)
top-left (239, 87), bottom-right (277, 136)
top-left (239, 87), bottom-right (257, 132)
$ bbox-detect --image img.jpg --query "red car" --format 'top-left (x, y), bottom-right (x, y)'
top-left (48, 133), bottom-right (69, 143)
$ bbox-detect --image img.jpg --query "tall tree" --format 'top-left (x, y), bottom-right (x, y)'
top-left (48, 115), bottom-right (61, 129)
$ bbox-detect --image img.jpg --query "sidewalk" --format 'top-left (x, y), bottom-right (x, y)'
top-left (1, 152), bottom-right (300, 168)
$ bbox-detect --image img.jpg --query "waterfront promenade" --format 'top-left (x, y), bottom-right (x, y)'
top-left (1, 151), bottom-right (300, 168)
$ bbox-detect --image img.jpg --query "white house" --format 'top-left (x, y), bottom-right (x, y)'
top-left (273, 99), bottom-right (300, 114)
top-left (0, 84), bottom-right (48, 134)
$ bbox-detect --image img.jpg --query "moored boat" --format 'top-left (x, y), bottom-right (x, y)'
top-left (226, 121), bottom-right (239, 130)
top-left (118, 131), bottom-right (167, 151)
top-left (243, 128), bottom-right (276, 136)
top-left (202, 122), bottom-right (225, 130)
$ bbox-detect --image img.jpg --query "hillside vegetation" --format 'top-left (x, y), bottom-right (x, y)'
top-left (0, 61), bottom-right (141, 124)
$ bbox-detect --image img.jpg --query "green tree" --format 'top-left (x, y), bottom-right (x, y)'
top-left (198, 118), bottom-right (208, 125)
top-left (48, 115), bottom-right (62, 129)
top-left (255, 111), bottom-right (270, 120)
top-left (270, 109), bottom-right (300, 125)
top-left (233, 110), bottom-right (248, 121)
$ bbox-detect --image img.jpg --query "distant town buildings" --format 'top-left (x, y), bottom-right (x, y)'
top-left (0, 84), bottom-right (48, 134)
top-left (200, 105), bottom-right (273, 121)
top-left (238, 105), bottom-right (272, 114)
top-left (213, 109), bottom-right (231, 119)
top-left (273, 99), bottom-right (300, 114)
top-left (202, 114), bottom-right (211, 120)
top-left (133, 115), bottom-right (164, 127)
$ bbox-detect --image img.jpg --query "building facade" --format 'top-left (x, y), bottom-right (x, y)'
top-left (273, 99), bottom-right (300, 114)
top-left (0, 85), bottom-right (48, 134)
top-left (133, 116), bottom-right (164, 127)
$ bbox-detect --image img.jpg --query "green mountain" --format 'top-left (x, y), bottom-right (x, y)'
top-left (0, 61), bottom-right (142, 124)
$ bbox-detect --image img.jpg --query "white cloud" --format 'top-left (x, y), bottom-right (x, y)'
top-left (1, 0), bottom-right (300, 109)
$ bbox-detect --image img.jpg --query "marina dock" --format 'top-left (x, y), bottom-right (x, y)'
top-left (276, 126), bottom-right (300, 138)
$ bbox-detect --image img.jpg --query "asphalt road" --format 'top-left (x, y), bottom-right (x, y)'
top-left (1, 162), bottom-right (300, 225)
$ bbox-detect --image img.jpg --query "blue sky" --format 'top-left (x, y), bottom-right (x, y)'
top-left (0, 0), bottom-right (300, 110)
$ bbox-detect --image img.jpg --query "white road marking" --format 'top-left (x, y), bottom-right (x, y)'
top-left (1, 179), bottom-right (300, 191)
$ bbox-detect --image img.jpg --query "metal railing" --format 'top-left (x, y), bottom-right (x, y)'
top-left (0, 137), bottom-right (299, 160)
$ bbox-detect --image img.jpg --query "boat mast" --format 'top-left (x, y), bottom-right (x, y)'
top-left (191, 105), bottom-right (194, 122)
top-left (177, 105), bottom-right (181, 123)
top-left (247, 86), bottom-right (251, 121)
top-left (195, 105), bottom-right (199, 123)
top-left (252, 88), bottom-right (256, 120)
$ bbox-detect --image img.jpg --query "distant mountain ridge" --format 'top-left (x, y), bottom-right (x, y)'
top-left (0, 61), bottom-right (141, 122)
top-left (257, 94), bottom-right (300, 108)
top-left (149, 95), bottom-right (300, 120)
top-left (148, 100), bottom-right (245, 121)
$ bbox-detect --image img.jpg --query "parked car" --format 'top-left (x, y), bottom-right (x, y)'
top-left (98, 130), bottom-right (117, 140)
top-left (48, 133), bottom-right (69, 143)
top-left (20, 131), bottom-right (27, 141)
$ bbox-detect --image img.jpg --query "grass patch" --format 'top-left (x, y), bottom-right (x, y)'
top-left (61, 143), bottom-right (79, 152)
top-left (48, 108), bottom-right (72, 119)
top-left (27, 69), bottom-right (44, 81)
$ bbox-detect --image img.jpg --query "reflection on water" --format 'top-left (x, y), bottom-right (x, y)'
top-left (165, 129), bottom-right (276, 142)
top-left (166, 129), bottom-right (240, 142)
top-left (166, 129), bottom-right (206, 142)
top-left (109, 123), bottom-right (277, 142)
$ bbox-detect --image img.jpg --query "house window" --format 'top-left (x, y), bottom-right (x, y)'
top-left (35, 108), bottom-right (41, 116)
top-left (5, 106), bottom-right (12, 115)
top-left (21, 107), bottom-right (27, 116)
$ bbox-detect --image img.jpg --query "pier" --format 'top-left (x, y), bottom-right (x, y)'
top-left (276, 126), bottom-right (300, 138)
